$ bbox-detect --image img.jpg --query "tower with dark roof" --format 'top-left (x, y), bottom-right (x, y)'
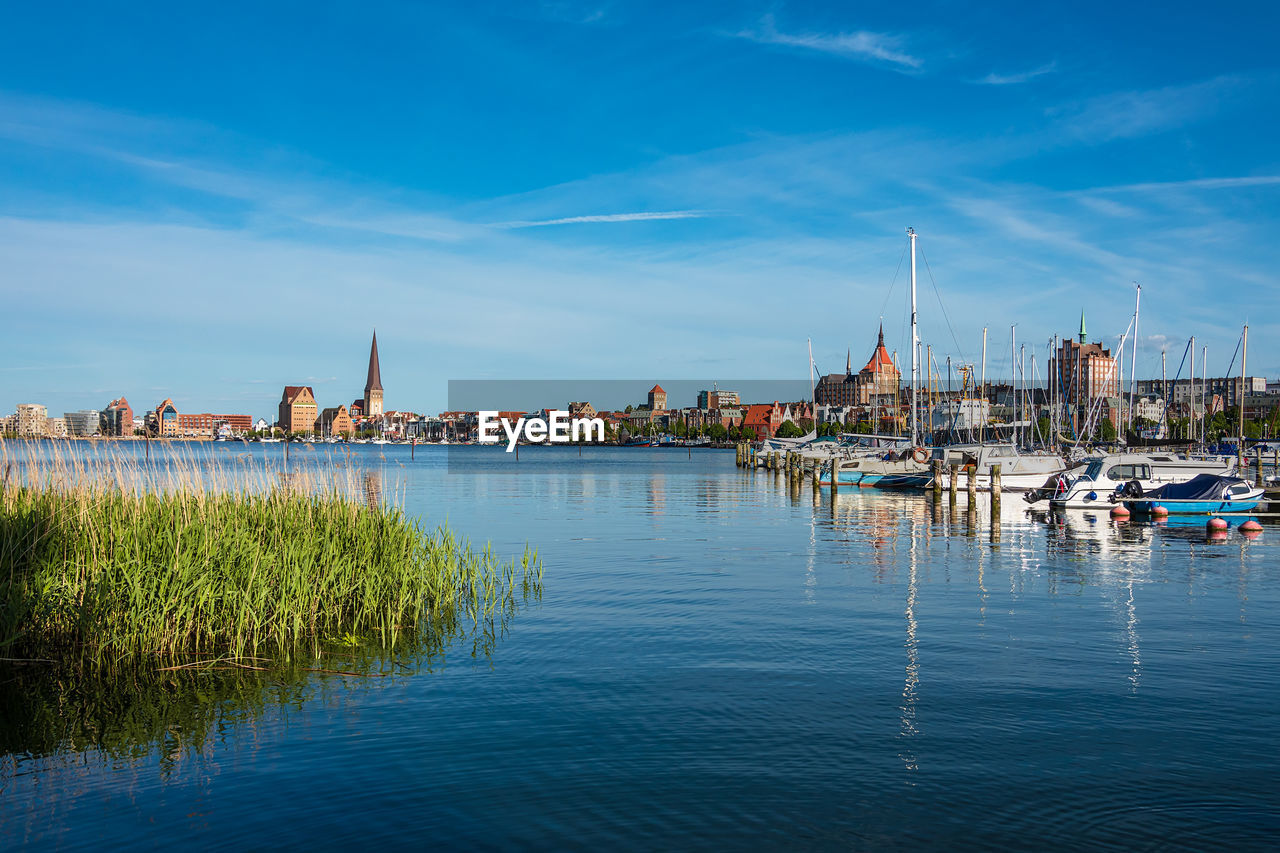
top-left (364, 331), bottom-right (384, 417)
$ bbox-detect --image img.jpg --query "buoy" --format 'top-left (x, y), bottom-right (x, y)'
top-left (1207, 517), bottom-right (1229, 531)
top-left (1110, 505), bottom-right (1130, 519)
top-left (1240, 519), bottom-right (1263, 534)
top-left (1152, 505), bottom-right (1169, 518)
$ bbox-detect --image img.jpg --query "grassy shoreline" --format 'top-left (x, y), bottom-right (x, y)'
top-left (0, 439), bottom-right (540, 663)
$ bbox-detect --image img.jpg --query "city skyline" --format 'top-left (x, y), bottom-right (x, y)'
top-left (3, 2), bottom-right (1279, 417)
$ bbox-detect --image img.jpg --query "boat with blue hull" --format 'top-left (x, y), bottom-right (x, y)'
top-left (1118, 473), bottom-right (1264, 515)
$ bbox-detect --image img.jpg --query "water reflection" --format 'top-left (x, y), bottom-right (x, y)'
top-left (900, 516), bottom-right (920, 775)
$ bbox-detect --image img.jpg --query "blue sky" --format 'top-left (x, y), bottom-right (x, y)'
top-left (2, 1), bottom-right (1278, 419)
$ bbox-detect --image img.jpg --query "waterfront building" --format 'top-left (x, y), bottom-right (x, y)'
top-left (64, 410), bottom-right (101, 437)
top-left (279, 386), bottom-right (318, 435)
top-left (647, 384), bottom-right (667, 411)
top-left (816, 326), bottom-right (901, 407)
top-left (319, 405), bottom-right (355, 438)
top-left (697, 389), bottom-right (739, 409)
top-left (930, 398), bottom-right (990, 432)
top-left (568, 401), bottom-right (597, 418)
top-left (1049, 313), bottom-right (1119, 431)
top-left (101, 397), bottom-right (133, 437)
top-left (212, 414), bottom-right (253, 435)
top-left (16, 403), bottom-right (48, 437)
top-left (46, 417), bottom-right (67, 438)
top-left (254, 418), bottom-right (271, 433)
top-left (364, 331), bottom-right (384, 417)
top-left (0, 415), bottom-right (14, 435)
top-left (145, 399), bottom-right (180, 437)
top-left (742, 402), bottom-right (786, 438)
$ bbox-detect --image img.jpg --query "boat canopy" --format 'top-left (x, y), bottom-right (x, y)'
top-left (1147, 473), bottom-right (1249, 501)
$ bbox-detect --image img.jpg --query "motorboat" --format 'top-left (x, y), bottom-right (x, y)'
top-left (1042, 452), bottom-right (1237, 510)
top-left (1119, 473), bottom-right (1264, 515)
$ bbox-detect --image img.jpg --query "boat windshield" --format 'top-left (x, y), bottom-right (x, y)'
top-left (1082, 459), bottom-right (1104, 481)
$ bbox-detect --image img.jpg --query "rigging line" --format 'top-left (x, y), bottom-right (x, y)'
top-left (879, 243), bottom-right (909, 321)
top-left (917, 243), bottom-right (968, 365)
top-left (1172, 338), bottom-right (1191, 383)
top-left (1222, 329), bottom-right (1244, 381)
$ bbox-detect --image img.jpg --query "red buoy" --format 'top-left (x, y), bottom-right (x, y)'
top-left (1207, 517), bottom-right (1229, 531)
top-left (1110, 505), bottom-right (1130, 519)
top-left (1240, 519), bottom-right (1263, 534)
top-left (1152, 505), bottom-right (1169, 518)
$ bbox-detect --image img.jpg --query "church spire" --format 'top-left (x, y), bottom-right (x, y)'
top-left (1079, 311), bottom-right (1087, 344)
top-left (877, 322), bottom-right (885, 348)
top-left (846, 348), bottom-right (851, 375)
top-left (365, 330), bottom-right (383, 392)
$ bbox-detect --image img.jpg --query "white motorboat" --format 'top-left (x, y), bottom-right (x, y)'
top-left (1039, 452), bottom-right (1237, 510)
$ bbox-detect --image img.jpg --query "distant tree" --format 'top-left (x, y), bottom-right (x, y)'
top-left (624, 404), bottom-right (633, 414)
top-left (708, 423), bottom-right (728, 442)
top-left (798, 418), bottom-right (814, 433)
top-left (1098, 419), bottom-right (1117, 442)
top-left (741, 426), bottom-right (758, 441)
top-left (776, 420), bottom-right (804, 439)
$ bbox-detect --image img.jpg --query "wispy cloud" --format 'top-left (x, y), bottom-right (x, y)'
top-left (1085, 175), bottom-right (1280, 194)
top-left (1048, 74), bottom-right (1257, 143)
top-left (495, 210), bottom-right (712, 228)
top-left (974, 61), bottom-right (1057, 86)
top-left (733, 14), bottom-right (921, 70)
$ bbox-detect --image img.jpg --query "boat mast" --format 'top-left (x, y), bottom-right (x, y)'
top-left (908, 227), bottom-right (919, 447)
top-left (1201, 345), bottom-right (1208, 447)
top-left (980, 327), bottom-right (988, 446)
top-left (1129, 283), bottom-right (1140, 441)
top-left (1182, 333), bottom-right (1192, 440)
top-left (1161, 348), bottom-right (1167, 439)
top-left (1239, 324), bottom-right (1248, 467)
top-left (1011, 324), bottom-right (1017, 446)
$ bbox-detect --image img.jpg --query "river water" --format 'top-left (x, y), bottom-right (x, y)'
top-left (3, 444), bottom-right (1278, 849)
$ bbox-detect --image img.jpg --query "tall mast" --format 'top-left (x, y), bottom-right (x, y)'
top-left (1239, 325), bottom-right (1249, 465)
top-left (1182, 335), bottom-right (1192, 440)
top-left (908, 227), bottom-right (919, 447)
top-left (1201, 345), bottom-right (1208, 446)
top-left (1129, 284), bottom-right (1141, 441)
top-left (980, 327), bottom-right (988, 446)
top-left (1011, 324), bottom-right (1017, 446)
top-left (1161, 348), bottom-right (1167, 439)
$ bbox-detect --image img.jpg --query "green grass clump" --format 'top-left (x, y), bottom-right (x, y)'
top-left (0, 441), bottom-right (540, 663)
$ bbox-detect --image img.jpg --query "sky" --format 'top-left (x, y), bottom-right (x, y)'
top-left (2, 1), bottom-right (1278, 420)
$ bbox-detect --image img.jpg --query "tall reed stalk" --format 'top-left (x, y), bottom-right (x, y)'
top-left (0, 439), bottom-right (540, 662)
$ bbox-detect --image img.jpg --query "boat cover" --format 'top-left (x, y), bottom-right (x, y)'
top-left (1146, 473), bottom-right (1247, 501)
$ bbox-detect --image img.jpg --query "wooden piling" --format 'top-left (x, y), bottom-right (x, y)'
top-left (932, 460), bottom-right (942, 498)
top-left (948, 463), bottom-right (958, 501)
top-left (991, 463), bottom-right (1002, 511)
top-left (831, 459), bottom-right (840, 493)
top-left (967, 463), bottom-right (977, 500)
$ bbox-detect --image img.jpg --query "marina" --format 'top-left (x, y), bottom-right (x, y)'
top-left (3, 442), bottom-right (1277, 848)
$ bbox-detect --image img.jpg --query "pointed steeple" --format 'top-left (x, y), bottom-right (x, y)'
top-left (846, 348), bottom-right (852, 375)
top-left (1079, 311), bottom-right (1087, 344)
top-left (877, 323), bottom-right (885, 348)
top-left (365, 330), bottom-right (383, 392)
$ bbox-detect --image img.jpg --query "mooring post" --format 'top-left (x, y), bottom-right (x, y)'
top-left (1257, 448), bottom-right (1264, 488)
top-left (411, 437), bottom-right (415, 460)
top-left (949, 463), bottom-right (958, 501)
top-left (967, 463), bottom-right (977, 500)
top-left (932, 459), bottom-right (942, 499)
top-left (831, 459), bottom-right (840, 493)
top-left (991, 463), bottom-right (1002, 511)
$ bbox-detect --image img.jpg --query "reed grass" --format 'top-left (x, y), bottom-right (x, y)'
top-left (0, 439), bottom-right (541, 663)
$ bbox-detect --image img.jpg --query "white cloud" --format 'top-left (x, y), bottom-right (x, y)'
top-left (974, 62), bottom-right (1057, 86)
top-left (494, 210), bottom-right (713, 228)
top-left (1047, 74), bottom-right (1255, 143)
top-left (733, 15), bottom-right (921, 70)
